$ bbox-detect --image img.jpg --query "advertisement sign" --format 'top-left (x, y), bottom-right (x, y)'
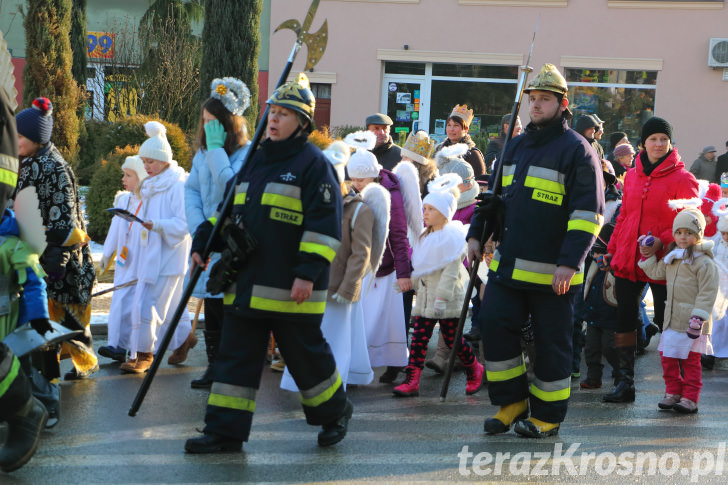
top-left (88, 32), bottom-right (115, 59)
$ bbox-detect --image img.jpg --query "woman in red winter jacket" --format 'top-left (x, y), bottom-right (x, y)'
top-left (603, 117), bottom-right (699, 403)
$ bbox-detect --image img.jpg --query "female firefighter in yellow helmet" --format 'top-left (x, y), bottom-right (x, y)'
top-left (185, 73), bottom-right (352, 453)
top-left (468, 64), bottom-right (605, 438)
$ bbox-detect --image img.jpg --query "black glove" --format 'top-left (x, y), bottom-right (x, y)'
top-left (474, 192), bottom-right (506, 244)
top-left (30, 318), bottom-right (53, 336)
top-left (191, 220), bottom-right (226, 256)
top-left (40, 245), bottom-right (71, 281)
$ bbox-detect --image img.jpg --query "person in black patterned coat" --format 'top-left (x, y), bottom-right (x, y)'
top-left (15, 98), bottom-right (98, 386)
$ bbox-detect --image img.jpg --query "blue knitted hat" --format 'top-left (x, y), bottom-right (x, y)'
top-left (16, 97), bottom-right (53, 144)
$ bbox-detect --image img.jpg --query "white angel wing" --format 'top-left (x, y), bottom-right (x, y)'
top-left (344, 130), bottom-right (376, 151)
top-left (360, 183), bottom-right (391, 274)
top-left (14, 186), bottom-right (48, 254)
top-left (667, 197), bottom-right (702, 210)
top-left (713, 197), bottom-right (728, 218)
top-left (392, 160), bottom-right (423, 243)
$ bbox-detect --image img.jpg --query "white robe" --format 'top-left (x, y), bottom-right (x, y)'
top-left (102, 191), bottom-right (143, 350)
top-left (361, 272), bottom-right (408, 367)
top-left (281, 299), bottom-right (374, 392)
top-left (128, 163), bottom-right (192, 355)
top-left (710, 234), bottom-right (728, 356)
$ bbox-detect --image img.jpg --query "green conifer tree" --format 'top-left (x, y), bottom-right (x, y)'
top-left (199, 0), bottom-right (261, 132)
top-left (22, 0), bottom-right (81, 166)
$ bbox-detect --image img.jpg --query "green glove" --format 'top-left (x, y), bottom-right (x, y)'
top-left (204, 119), bottom-right (226, 150)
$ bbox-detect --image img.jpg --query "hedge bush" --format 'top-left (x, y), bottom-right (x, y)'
top-left (77, 115), bottom-right (192, 185)
top-left (308, 126), bottom-right (335, 150)
top-left (85, 145), bottom-right (135, 242)
top-left (330, 125), bottom-right (364, 140)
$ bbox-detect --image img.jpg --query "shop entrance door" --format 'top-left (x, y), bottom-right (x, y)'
top-left (381, 76), bottom-right (429, 141)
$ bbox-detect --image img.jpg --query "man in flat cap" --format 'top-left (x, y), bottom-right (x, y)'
top-left (366, 113), bottom-right (401, 171)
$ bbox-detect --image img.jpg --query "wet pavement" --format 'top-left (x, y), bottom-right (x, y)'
top-left (3, 328), bottom-right (728, 483)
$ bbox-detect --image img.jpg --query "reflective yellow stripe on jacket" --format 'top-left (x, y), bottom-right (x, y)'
top-left (208, 382), bottom-right (257, 412)
top-left (530, 376), bottom-right (571, 402)
top-left (0, 153), bottom-right (18, 189)
top-left (250, 285), bottom-right (327, 314)
top-left (485, 355), bottom-right (526, 382)
top-left (524, 166), bottom-right (566, 195)
top-left (234, 182), bottom-right (249, 206)
top-left (501, 164), bottom-right (516, 188)
top-left (567, 210), bottom-right (604, 236)
top-left (299, 231), bottom-right (341, 263)
top-left (261, 182), bottom-right (302, 212)
top-left (300, 369), bottom-right (342, 407)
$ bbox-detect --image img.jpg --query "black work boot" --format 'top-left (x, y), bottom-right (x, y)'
top-left (184, 432), bottom-right (243, 453)
top-left (191, 330), bottom-right (219, 389)
top-left (318, 399), bottom-right (354, 447)
top-left (603, 331), bottom-right (636, 403)
top-left (0, 396), bottom-right (49, 472)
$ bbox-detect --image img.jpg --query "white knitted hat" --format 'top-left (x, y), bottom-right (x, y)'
top-left (138, 121), bottom-right (173, 163)
top-left (344, 131), bottom-right (381, 178)
top-left (121, 155), bottom-right (148, 185)
top-left (423, 174), bottom-right (462, 222)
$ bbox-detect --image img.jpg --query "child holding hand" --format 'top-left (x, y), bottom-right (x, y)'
top-left (638, 204), bottom-right (719, 413)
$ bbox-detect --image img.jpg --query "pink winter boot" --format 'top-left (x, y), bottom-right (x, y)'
top-left (465, 360), bottom-right (485, 395)
top-left (393, 366), bottom-right (422, 397)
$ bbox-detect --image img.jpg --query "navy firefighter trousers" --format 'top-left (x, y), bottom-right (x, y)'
top-left (479, 280), bottom-right (575, 423)
top-left (203, 310), bottom-right (347, 442)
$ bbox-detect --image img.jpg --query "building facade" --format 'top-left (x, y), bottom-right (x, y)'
top-left (269, 0), bottom-right (728, 160)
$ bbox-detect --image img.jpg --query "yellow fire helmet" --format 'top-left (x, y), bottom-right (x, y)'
top-left (267, 72), bottom-right (316, 122)
top-left (524, 63), bottom-right (568, 96)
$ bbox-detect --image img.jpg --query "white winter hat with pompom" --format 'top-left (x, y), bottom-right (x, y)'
top-left (138, 121), bottom-right (173, 163)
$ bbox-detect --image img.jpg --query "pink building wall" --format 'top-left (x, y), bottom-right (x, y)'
top-left (269, 0), bottom-right (728, 163)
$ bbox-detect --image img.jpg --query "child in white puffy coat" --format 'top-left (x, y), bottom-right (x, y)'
top-left (393, 174), bottom-right (484, 397)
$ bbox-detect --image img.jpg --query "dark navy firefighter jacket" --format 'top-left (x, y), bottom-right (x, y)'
top-left (468, 116), bottom-right (605, 293)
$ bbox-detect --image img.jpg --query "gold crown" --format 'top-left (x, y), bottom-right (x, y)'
top-left (450, 104), bottom-right (474, 126)
top-left (402, 131), bottom-right (435, 163)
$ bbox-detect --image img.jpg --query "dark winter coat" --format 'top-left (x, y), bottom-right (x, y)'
top-left (714, 152), bottom-right (728, 182)
top-left (468, 116), bottom-right (605, 292)
top-left (371, 137), bottom-right (402, 172)
top-left (16, 143), bottom-right (95, 305)
top-left (223, 135), bottom-right (343, 323)
top-left (578, 262), bottom-right (618, 328)
top-left (607, 148), bottom-right (699, 283)
top-left (375, 169), bottom-right (411, 279)
top-left (690, 154), bottom-right (718, 183)
top-left (435, 134), bottom-right (485, 177)
top-left (483, 134), bottom-right (505, 173)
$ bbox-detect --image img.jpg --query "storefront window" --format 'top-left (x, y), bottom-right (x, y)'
top-left (565, 68), bottom-right (657, 152)
top-left (430, 79), bottom-right (515, 142)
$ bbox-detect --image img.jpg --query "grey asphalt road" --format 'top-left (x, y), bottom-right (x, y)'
top-left (3, 328), bottom-right (728, 484)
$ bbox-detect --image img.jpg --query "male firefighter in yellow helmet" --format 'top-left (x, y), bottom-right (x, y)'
top-left (185, 73), bottom-right (352, 453)
top-left (467, 64), bottom-right (605, 437)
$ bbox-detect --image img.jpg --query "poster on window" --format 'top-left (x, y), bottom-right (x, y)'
top-left (396, 110), bottom-right (411, 122)
top-left (396, 92), bottom-right (411, 104)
